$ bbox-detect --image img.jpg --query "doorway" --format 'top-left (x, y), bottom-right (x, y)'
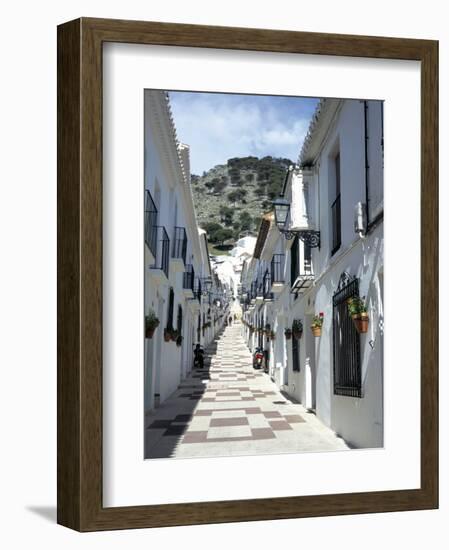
top-left (305, 312), bottom-right (317, 411)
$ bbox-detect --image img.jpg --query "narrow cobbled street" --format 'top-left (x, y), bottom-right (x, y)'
top-left (145, 321), bottom-right (348, 459)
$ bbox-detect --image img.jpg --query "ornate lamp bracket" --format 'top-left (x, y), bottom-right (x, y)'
top-left (281, 229), bottom-right (320, 248)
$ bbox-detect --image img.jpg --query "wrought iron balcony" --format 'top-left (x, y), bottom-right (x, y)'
top-left (270, 254), bottom-right (285, 292)
top-left (290, 236), bottom-right (314, 294)
top-left (263, 269), bottom-right (273, 301)
top-left (183, 264), bottom-right (195, 295)
top-left (172, 226), bottom-right (188, 265)
top-left (250, 281), bottom-right (257, 301)
top-left (194, 277), bottom-right (202, 303)
top-left (144, 190), bottom-right (158, 257)
top-left (150, 226), bottom-right (169, 279)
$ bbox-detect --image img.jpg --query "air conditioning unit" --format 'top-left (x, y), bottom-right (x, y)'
top-left (354, 202), bottom-right (367, 235)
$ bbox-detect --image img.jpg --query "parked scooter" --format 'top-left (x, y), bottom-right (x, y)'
top-left (253, 348), bottom-right (264, 370)
top-left (193, 344), bottom-right (204, 369)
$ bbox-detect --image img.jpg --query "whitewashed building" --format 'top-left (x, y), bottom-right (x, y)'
top-left (144, 90), bottom-right (227, 412)
top-left (241, 98), bottom-right (384, 449)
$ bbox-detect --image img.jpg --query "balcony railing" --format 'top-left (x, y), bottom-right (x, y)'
top-left (250, 281), bottom-right (257, 301)
top-left (144, 190), bottom-right (158, 257)
top-left (183, 264), bottom-right (195, 292)
top-left (263, 270), bottom-right (273, 300)
top-left (331, 194), bottom-right (341, 255)
top-left (270, 254), bottom-right (285, 284)
top-left (150, 226), bottom-right (170, 278)
top-left (290, 236), bottom-right (314, 294)
top-left (194, 277), bottom-right (202, 303)
top-left (172, 226), bottom-right (188, 264)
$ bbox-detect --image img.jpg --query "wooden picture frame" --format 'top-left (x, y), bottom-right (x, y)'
top-left (57, 17), bottom-right (438, 531)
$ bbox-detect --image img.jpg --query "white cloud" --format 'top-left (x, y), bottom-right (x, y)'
top-left (169, 93), bottom-right (316, 174)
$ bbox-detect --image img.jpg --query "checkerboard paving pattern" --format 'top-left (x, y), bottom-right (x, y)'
top-left (144, 322), bottom-right (349, 459)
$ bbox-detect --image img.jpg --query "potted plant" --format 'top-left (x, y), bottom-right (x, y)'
top-left (163, 327), bottom-right (172, 342)
top-left (145, 309), bottom-right (160, 339)
top-left (311, 313), bottom-right (324, 337)
top-left (284, 328), bottom-right (292, 340)
top-left (176, 334), bottom-right (183, 347)
top-left (292, 319), bottom-right (303, 339)
top-left (347, 296), bottom-right (369, 333)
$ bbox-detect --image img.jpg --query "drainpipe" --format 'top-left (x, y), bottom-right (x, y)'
top-left (364, 101), bottom-right (370, 229)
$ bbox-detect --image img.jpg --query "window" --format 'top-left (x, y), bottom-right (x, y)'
top-left (177, 305), bottom-right (183, 335)
top-left (292, 336), bottom-right (300, 372)
top-left (365, 101), bottom-right (384, 225)
top-left (332, 276), bottom-right (362, 397)
top-left (290, 235), bottom-right (299, 285)
top-left (304, 242), bottom-right (312, 275)
top-left (167, 287), bottom-right (174, 329)
top-left (331, 153), bottom-right (341, 255)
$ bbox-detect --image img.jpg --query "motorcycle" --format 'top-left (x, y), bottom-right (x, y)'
top-left (253, 348), bottom-right (264, 370)
top-left (193, 345), bottom-right (204, 369)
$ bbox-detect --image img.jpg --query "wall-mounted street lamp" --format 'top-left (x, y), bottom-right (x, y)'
top-left (272, 197), bottom-right (320, 248)
top-left (201, 277), bottom-right (213, 295)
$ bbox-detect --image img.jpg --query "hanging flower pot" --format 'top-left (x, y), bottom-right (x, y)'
top-left (311, 313), bottom-right (324, 337)
top-left (176, 335), bottom-right (183, 347)
top-left (170, 329), bottom-right (179, 342)
top-left (163, 328), bottom-right (172, 342)
top-left (353, 313), bottom-right (369, 334)
top-left (284, 328), bottom-right (292, 340)
top-left (292, 319), bottom-right (303, 340)
top-left (347, 296), bottom-right (368, 318)
top-left (145, 310), bottom-right (160, 339)
top-left (146, 326), bottom-right (156, 339)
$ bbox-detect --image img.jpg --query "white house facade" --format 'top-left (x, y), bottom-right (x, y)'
top-left (144, 90), bottom-right (229, 413)
top-left (241, 98), bottom-right (384, 449)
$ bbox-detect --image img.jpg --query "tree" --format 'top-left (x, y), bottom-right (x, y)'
top-left (239, 210), bottom-right (253, 231)
top-left (254, 183), bottom-right (267, 197)
top-left (213, 178), bottom-right (227, 193)
top-left (219, 205), bottom-right (234, 226)
top-left (215, 227), bottom-right (234, 245)
top-left (228, 189), bottom-right (247, 204)
top-left (202, 222), bottom-right (223, 243)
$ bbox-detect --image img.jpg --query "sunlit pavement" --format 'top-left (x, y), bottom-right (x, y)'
top-left (144, 321), bottom-right (349, 459)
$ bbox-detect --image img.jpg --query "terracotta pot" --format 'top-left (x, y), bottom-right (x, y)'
top-left (285, 331), bottom-right (292, 340)
top-left (353, 316), bottom-right (369, 334)
top-left (145, 326), bottom-right (156, 339)
top-left (163, 329), bottom-right (171, 342)
top-left (293, 330), bottom-right (303, 340)
top-left (311, 326), bottom-right (322, 337)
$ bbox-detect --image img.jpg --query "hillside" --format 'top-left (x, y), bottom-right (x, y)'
top-left (190, 156), bottom-right (291, 253)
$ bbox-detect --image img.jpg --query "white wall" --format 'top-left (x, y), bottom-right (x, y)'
top-left (2, 1), bottom-right (447, 549)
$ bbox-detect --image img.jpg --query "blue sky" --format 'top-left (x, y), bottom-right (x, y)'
top-left (169, 91), bottom-right (319, 175)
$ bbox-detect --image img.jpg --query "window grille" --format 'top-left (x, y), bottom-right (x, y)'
top-left (292, 335), bottom-right (300, 372)
top-left (331, 153), bottom-right (341, 255)
top-left (332, 275), bottom-right (362, 397)
top-left (167, 287), bottom-right (174, 330)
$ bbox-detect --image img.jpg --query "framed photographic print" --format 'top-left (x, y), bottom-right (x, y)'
top-left (57, 17), bottom-right (438, 531)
